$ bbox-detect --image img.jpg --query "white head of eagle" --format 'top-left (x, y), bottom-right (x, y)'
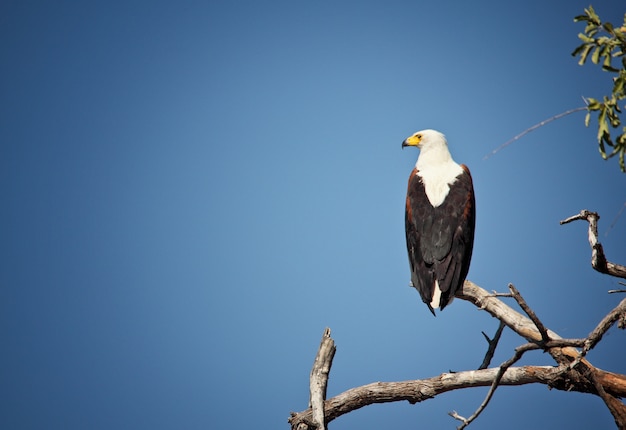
top-left (402, 129), bottom-right (475, 316)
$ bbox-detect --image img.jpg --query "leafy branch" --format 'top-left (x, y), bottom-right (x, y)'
top-left (572, 5), bottom-right (626, 172)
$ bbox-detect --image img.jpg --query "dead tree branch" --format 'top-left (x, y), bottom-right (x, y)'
top-left (459, 282), bottom-right (617, 372)
top-left (585, 297), bottom-right (626, 351)
top-left (308, 328), bottom-right (336, 430)
top-left (507, 283), bottom-right (550, 342)
top-left (459, 281), bottom-right (626, 428)
top-left (588, 366), bottom-right (626, 429)
top-left (560, 210), bottom-right (626, 279)
top-left (290, 365), bottom-right (570, 429)
top-left (453, 342), bottom-right (541, 429)
top-left (478, 321), bottom-right (505, 370)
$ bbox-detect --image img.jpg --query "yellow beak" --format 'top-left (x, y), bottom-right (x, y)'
top-left (401, 135), bottom-right (421, 149)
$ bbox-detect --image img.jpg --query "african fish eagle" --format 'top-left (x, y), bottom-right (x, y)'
top-left (402, 129), bottom-right (475, 315)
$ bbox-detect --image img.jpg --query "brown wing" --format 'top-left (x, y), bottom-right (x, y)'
top-left (405, 166), bottom-right (475, 313)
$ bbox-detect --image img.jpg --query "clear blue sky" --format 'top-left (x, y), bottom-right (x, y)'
top-left (2, 1), bottom-right (625, 429)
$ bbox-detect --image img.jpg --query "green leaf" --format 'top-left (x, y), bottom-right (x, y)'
top-left (571, 44), bottom-right (587, 57)
top-left (574, 7), bottom-right (626, 172)
top-left (614, 78), bottom-right (625, 96)
top-left (602, 49), bottom-right (618, 71)
top-left (587, 97), bottom-right (601, 110)
top-left (598, 108), bottom-right (609, 142)
top-left (578, 44), bottom-right (593, 65)
top-left (586, 6), bottom-right (600, 25)
top-left (573, 14), bottom-right (589, 23)
top-left (592, 46), bottom-right (601, 64)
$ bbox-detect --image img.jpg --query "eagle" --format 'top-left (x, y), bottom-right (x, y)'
top-left (402, 129), bottom-right (475, 315)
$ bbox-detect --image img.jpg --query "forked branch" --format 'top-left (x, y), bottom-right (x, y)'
top-left (561, 210), bottom-right (626, 279)
top-left (478, 321), bottom-right (505, 370)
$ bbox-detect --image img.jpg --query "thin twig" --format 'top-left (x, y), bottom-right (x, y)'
top-left (605, 202), bottom-right (626, 237)
top-left (583, 298), bottom-right (626, 354)
top-left (478, 321), bottom-right (506, 370)
top-left (508, 284), bottom-right (550, 343)
top-left (448, 410), bottom-right (467, 425)
top-left (543, 338), bottom-right (585, 348)
top-left (488, 291), bottom-right (513, 298)
top-left (452, 343), bottom-right (540, 429)
top-left (483, 106), bottom-right (587, 160)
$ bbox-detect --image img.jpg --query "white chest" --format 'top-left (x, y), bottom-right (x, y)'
top-left (417, 163), bottom-right (463, 207)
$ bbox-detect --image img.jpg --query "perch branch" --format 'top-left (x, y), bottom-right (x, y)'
top-left (458, 281), bottom-right (576, 365)
top-left (458, 281), bottom-right (626, 398)
top-left (455, 283), bottom-right (606, 429)
top-left (560, 210), bottom-right (626, 279)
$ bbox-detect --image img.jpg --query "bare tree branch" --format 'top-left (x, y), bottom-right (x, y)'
top-left (455, 284), bottom-right (626, 428)
top-left (458, 282), bottom-right (571, 362)
top-left (308, 328), bottom-right (336, 430)
top-left (588, 366), bottom-right (626, 428)
top-left (458, 281), bottom-right (626, 401)
top-left (290, 366), bottom-right (568, 429)
top-left (478, 321), bottom-right (505, 370)
top-left (454, 342), bottom-right (541, 429)
top-left (560, 210), bottom-right (626, 279)
top-left (583, 298), bottom-right (626, 355)
top-left (508, 283), bottom-right (550, 342)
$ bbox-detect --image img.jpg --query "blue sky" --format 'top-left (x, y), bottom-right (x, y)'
top-left (1, 1), bottom-right (625, 429)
